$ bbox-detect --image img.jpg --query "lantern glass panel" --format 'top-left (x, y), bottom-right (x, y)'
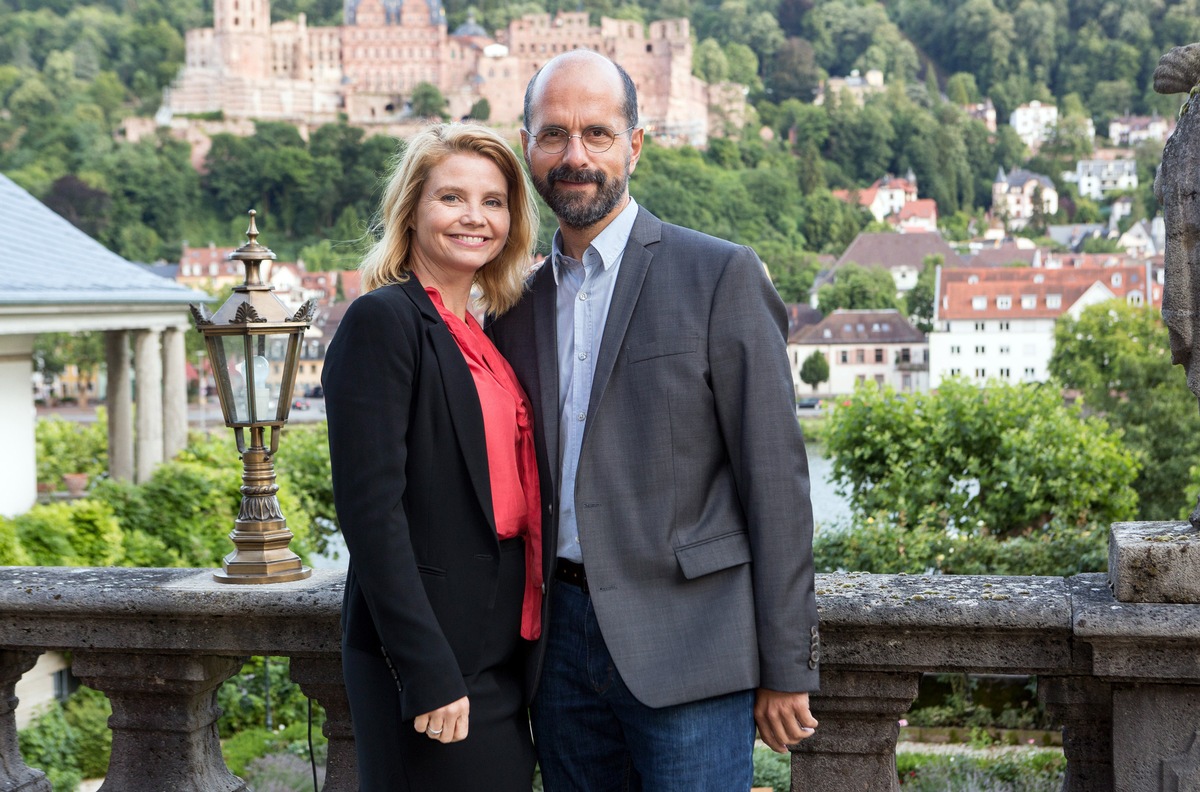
top-left (216, 332), bottom-right (291, 424)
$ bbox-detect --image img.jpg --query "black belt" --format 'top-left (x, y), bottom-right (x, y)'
top-left (555, 558), bottom-right (588, 594)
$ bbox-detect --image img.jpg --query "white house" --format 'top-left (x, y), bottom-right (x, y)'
top-left (787, 308), bottom-right (928, 397)
top-left (832, 173), bottom-right (919, 223)
top-left (1009, 100), bottom-right (1058, 150)
top-left (929, 263), bottom-right (1162, 388)
top-left (993, 168), bottom-right (1058, 231)
top-left (1075, 158), bottom-right (1138, 201)
top-left (1108, 114), bottom-right (1173, 147)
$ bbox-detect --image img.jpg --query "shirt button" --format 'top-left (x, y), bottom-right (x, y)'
top-left (578, 352), bottom-right (588, 360)
top-left (576, 412), bottom-right (585, 421)
top-left (578, 292), bottom-right (588, 301)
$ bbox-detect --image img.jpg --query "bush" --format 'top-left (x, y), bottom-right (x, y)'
top-left (0, 516), bottom-right (32, 565)
top-left (753, 744), bottom-right (791, 792)
top-left (13, 500), bottom-right (124, 566)
top-left (63, 687), bottom-right (113, 778)
top-left (223, 727), bottom-right (277, 776)
top-left (814, 516), bottom-right (1107, 576)
top-left (897, 750), bottom-right (1066, 790)
top-left (35, 413), bottom-right (108, 488)
top-left (18, 702), bottom-right (84, 791)
top-left (242, 752), bottom-right (325, 792)
top-left (218, 657), bottom-right (326, 741)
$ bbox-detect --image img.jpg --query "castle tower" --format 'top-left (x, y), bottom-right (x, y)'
top-left (214, 0), bottom-right (273, 79)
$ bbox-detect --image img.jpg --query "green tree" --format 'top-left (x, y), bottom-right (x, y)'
top-left (824, 378), bottom-right (1139, 536)
top-left (799, 350), bottom-right (829, 391)
top-left (817, 263), bottom-right (898, 314)
top-left (905, 255), bottom-right (940, 332)
top-left (409, 82), bottom-right (448, 120)
top-left (466, 97), bottom-right (490, 121)
top-left (1050, 300), bottom-right (1200, 520)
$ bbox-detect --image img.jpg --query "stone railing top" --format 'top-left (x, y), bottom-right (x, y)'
top-left (815, 572), bottom-right (1071, 631)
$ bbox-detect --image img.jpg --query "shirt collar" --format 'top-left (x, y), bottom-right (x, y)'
top-left (551, 197), bottom-right (639, 285)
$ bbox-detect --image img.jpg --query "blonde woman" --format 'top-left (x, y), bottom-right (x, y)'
top-left (322, 123), bottom-right (543, 791)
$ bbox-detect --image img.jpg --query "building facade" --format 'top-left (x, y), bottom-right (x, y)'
top-left (787, 309), bottom-right (929, 397)
top-left (993, 168), bottom-right (1058, 231)
top-left (929, 263), bottom-right (1163, 388)
top-left (166, 0), bottom-right (737, 146)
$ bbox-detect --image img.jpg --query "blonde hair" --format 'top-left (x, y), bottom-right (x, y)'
top-left (360, 123), bottom-right (539, 316)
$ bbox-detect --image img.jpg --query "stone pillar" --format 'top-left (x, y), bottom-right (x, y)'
top-left (105, 331), bottom-right (134, 482)
top-left (133, 329), bottom-right (164, 484)
top-left (0, 651), bottom-right (50, 792)
top-left (161, 326), bottom-right (189, 461)
top-left (72, 652), bottom-right (246, 792)
top-left (1111, 683), bottom-right (1200, 792)
top-left (289, 656), bottom-right (359, 792)
top-left (1039, 675), bottom-right (1113, 792)
top-left (789, 670), bottom-right (920, 792)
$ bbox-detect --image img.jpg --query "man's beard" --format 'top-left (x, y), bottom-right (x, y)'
top-left (533, 163), bottom-right (628, 230)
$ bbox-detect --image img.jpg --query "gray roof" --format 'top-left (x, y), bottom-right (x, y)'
top-left (1001, 168), bottom-right (1055, 190)
top-left (792, 309), bottom-right (926, 345)
top-left (0, 174), bottom-right (204, 306)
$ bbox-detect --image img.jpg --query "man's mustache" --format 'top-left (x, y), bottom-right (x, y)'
top-left (548, 165), bottom-right (606, 188)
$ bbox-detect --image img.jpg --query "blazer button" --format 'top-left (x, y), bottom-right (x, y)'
top-left (808, 658), bottom-right (818, 670)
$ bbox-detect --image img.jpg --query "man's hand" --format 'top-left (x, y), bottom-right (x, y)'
top-left (754, 688), bottom-right (817, 753)
top-left (413, 696), bottom-right (470, 743)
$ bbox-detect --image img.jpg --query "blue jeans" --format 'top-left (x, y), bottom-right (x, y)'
top-left (532, 579), bottom-right (756, 792)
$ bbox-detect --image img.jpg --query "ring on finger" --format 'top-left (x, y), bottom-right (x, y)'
top-left (428, 727), bottom-right (443, 735)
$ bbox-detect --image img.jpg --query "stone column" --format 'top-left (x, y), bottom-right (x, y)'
top-left (133, 329), bottom-right (164, 484)
top-left (289, 655), bottom-right (359, 792)
top-left (0, 651), bottom-right (50, 792)
top-left (161, 326), bottom-right (189, 462)
top-left (789, 670), bottom-right (920, 792)
top-left (72, 652), bottom-right (246, 792)
top-left (1038, 675), bottom-right (1113, 792)
top-left (0, 334), bottom-right (36, 517)
top-left (104, 331), bottom-right (134, 482)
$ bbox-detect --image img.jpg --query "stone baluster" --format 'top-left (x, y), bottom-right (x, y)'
top-left (1038, 675), bottom-right (1113, 792)
top-left (0, 651), bottom-right (50, 792)
top-left (288, 655), bottom-right (358, 792)
top-left (72, 652), bottom-right (245, 792)
top-left (789, 670), bottom-right (920, 792)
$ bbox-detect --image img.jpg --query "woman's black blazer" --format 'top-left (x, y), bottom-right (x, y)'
top-left (322, 278), bottom-right (523, 720)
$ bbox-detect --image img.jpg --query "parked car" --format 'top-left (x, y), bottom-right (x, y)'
top-left (796, 397), bottom-right (822, 411)
top-left (305, 385), bottom-right (324, 398)
top-left (292, 399), bottom-right (311, 411)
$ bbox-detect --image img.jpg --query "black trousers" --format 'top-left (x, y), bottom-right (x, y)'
top-left (345, 538), bottom-right (534, 791)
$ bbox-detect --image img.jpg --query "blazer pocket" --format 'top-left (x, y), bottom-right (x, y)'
top-left (416, 564), bottom-right (447, 577)
top-left (674, 531), bottom-right (752, 580)
top-left (627, 334), bottom-right (699, 363)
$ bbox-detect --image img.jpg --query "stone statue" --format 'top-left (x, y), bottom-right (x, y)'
top-left (1155, 43), bottom-right (1200, 525)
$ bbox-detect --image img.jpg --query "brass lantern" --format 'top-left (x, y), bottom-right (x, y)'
top-left (189, 211), bottom-right (316, 584)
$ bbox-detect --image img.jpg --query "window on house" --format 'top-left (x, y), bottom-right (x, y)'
top-left (999, 345), bottom-right (1011, 354)
top-left (1022, 295), bottom-right (1036, 309)
top-left (1046, 294), bottom-right (1062, 308)
top-left (950, 367), bottom-right (961, 376)
top-left (972, 296), bottom-right (987, 310)
top-left (999, 368), bottom-right (1011, 378)
top-left (874, 374), bottom-right (885, 384)
top-left (974, 322), bottom-right (986, 331)
top-left (823, 328), bottom-right (832, 338)
top-left (975, 345), bottom-right (985, 354)
top-left (856, 349), bottom-right (865, 363)
top-left (900, 348), bottom-right (911, 363)
top-left (1129, 291), bottom-right (1144, 306)
top-left (1024, 367), bottom-right (1036, 378)
top-left (1112, 273), bottom-right (1123, 286)
top-left (975, 368), bottom-right (986, 378)
top-left (999, 322), bottom-right (1010, 331)
top-left (968, 275), bottom-right (979, 284)
top-left (1034, 274), bottom-right (1045, 283)
top-left (874, 348), bottom-right (884, 363)
top-left (902, 373), bottom-right (912, 389)
top-left (856, 374), bottom-right (866, 384)
top-left (950, 345), bottom-right (961, 355)
top-left (840, 350), bottom-right (849, 364)
top-left (997, 295), bottom-right (1012, 309)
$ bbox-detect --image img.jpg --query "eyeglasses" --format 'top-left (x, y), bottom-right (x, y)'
top-left (524, 125), bottom-right (636, 154)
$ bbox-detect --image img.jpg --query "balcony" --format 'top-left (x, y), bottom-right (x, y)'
top-left (1, 548), bottom-right (1197, 792)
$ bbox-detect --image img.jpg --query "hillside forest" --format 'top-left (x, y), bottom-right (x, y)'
top-left (0, 0), bottom-right (1190, 303)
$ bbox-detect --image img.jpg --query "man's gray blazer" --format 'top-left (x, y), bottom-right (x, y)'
top-left (490, 207), bottom-right (820, 708)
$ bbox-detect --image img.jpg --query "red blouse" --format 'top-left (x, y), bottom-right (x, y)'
top-left (427, 288), bottom-right (543, 640)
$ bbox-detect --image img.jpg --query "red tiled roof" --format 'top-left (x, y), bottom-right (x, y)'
top-left (835, 232), bottom-right (961, 271)
top-left (896, 199), bottom-right (936, 220)
top-left (937, 265), bottom-right (1160, 320)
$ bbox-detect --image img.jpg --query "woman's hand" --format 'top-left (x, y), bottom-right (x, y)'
top-left (413, 696), bottom-right (470, 743)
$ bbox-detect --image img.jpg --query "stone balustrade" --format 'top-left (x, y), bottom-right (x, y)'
top-left (0, 561), bottom-right (1199, 791)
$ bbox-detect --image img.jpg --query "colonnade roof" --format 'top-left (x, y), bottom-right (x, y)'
top-left (0, 174), bottom-right (208, 333)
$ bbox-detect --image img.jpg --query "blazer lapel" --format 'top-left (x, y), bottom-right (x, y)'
top-left (585, 208), bottom-right (660, 426)
top-left (530, 264), bottom-right (561, 493)
top-left (402, 280), bottom-right (496, 534)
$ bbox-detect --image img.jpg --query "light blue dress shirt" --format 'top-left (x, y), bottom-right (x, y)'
top-left (552, 197), bottom-right (640, 563)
